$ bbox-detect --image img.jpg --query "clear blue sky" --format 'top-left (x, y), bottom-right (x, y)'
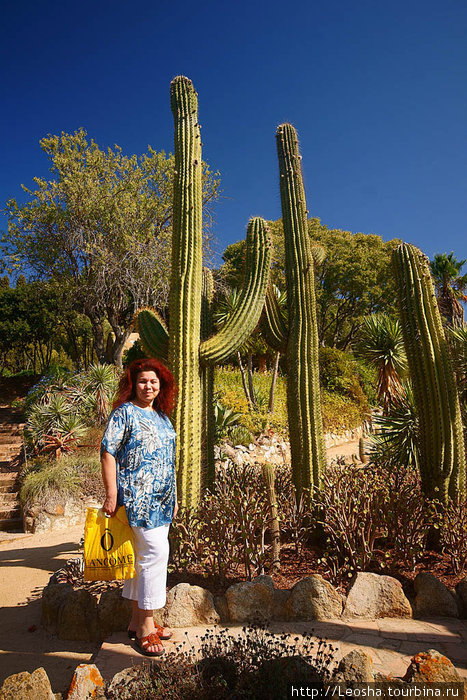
top-left (1, 0), bottom-right (466, 265)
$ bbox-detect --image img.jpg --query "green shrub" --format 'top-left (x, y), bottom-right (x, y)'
top-left (20, 459), bottom-right (81, 506)
top-left (215, 365), bottom-right (368, 437)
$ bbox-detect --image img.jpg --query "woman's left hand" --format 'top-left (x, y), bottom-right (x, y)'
top-left (173, 500), bottom-right (179, 519)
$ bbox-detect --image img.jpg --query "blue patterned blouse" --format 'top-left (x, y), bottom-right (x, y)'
top-left (100, 402), bottom-right (177, 529)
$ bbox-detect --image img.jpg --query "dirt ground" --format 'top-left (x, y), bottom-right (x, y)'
top-left (0, 523), bottom-right (98, 693)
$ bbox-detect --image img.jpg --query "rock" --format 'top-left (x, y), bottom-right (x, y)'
top-left (334, 650), bottom-right (374, 683)
top-left (403, 649), bottom-right (462, 683)
top-left (272, 589), bottom-right (290, 620)
top-left (0, 667), bottom-right (55, 700)
top-left (414, 573), bottom-right (459, 618)
top-left (98, 587), bottom-right (131, 638)
top-left (106, 667), bottom-right (143, 700)
top-left (41, 583), bottom-right (74, 635)
top-left (67, 664), bottom-right (105, 700)
top-left (456, 577), bottom-right (467, 618)
top-left (226, 575), bottom-right (275, 623)
top-left (214, 594), bottom-right (230, 623)
top-left (343, 572), bottom-right (412, 619)
top-left (282, 575), bottom-right (343, 621)
top-left (58, 589), bottom-right (101, 641)
top-left (162, 583), bottom-right (220, 627)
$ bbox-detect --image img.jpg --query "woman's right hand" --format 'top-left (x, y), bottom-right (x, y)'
top-left (102, 492), bottom-right (118, 516)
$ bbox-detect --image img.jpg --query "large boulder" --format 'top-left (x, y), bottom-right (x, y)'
top-left (403, 649), bottom-right (462, 683)
top-left (456, 577), bottom-right (467, 618)
top-left (57, 589), bottom-right (101, 641)
top-left (162, 583), bottom-right (220, 627)
top-left (343, 572), bottom-right (412, 619)
top-left (282, 575), bottom-right (343, 621)
top-left (413, 573), bottom-right (459, 618)
top-left (67, 664), bottom-right (105, 700)
top-left (98, 587), bottom-right (131, 638)
top-left (333, 650), bottom-right (374, 683)
top-left (225, 575), bottom-right (275, 623)
top-left (0, 667), bottom-right (55, 700)
top-left (41, 583), bottom-right (74, 635)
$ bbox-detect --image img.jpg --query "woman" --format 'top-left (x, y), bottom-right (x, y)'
top-left (100, 358), bottom-right (178, 656)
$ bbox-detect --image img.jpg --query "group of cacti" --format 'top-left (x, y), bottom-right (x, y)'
top-left (137, 76), bottom-right (465, 508)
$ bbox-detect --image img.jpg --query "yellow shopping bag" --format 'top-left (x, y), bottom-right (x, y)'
top-left (83, 506), bottom-right (136, 581)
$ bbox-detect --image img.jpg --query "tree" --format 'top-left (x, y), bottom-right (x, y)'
top-left (3, 129), bottom-right (220, 366)
top-left (219, 217), bottom-right (401, 348)
top-left (430, 252), bottom-right (467, 328)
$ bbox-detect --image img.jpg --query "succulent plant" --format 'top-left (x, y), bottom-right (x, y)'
top-left (137, 77), bottom-right (272, 507)
top-left (392, 242), bottom-right (465, 502)
top-left (262, 124), bottom-right (326, 493)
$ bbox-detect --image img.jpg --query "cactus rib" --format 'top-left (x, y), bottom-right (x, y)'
top-left (261, 284), bottom-right (288, 353)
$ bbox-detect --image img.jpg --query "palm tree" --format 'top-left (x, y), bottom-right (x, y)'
top-left (430, 253), bottom-right (467, 328)
top-left (356, 313), bottom-right (407, 411)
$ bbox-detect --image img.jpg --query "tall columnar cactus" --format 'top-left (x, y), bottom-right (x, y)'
top-left (137, 77), bottom-right (272, 508)
top-left (263, 124), bottom-right (326, 493)
top-left (392, 243), bottom-right (466, 502)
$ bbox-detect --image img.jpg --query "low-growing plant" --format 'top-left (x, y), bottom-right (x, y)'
top-left (439, 497), bottom-right (467, 574)
top-left (106, 625), bottom-right (336, 700)
top-left (20, 459), bottom-right (81, 506)
top-left (228, 425), bottom-right (253, 447)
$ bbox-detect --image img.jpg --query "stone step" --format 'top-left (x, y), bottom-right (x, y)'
top-left (0, 479), bottom-right (18, 494)
top-left (0, 492), bottom-right (19, 504)
top-left (0, 517), bottom-right (23, 532)
top-left (0, 504), bottom-right (21, 519)
top-left (0, 436), bottom-right (23, 445)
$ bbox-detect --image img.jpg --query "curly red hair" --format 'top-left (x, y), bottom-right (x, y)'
top-left (113, 358), bottom-right (177, 415)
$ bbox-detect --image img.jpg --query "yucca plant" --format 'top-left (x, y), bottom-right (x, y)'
top-left (369, 381), bottom-right (419, 469)
top-left (356, 313), bottom-right (407, 411)
top-left (82, 363), bottom-right (118, 423)
top-left (26, 395), bottom-right (86, 458)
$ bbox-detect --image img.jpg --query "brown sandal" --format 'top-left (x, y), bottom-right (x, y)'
top-left (134, 632), bottom-right (164, 657)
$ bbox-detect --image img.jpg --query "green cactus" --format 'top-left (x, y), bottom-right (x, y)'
top-left (262, 124), bottom-right (326, 494)
top-left (137, 77), bottom-right (272, 508)
top-left (392, 243), bottom-right (465, 502)
top-left (261, 462), bottom-right (281, 573)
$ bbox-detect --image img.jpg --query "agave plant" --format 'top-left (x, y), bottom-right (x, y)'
top-left (81, 363), bottom-right (118, 424)
top-left (26, 398), bottom-right (86, 459)
top-left (213, 401), bottom-right (243, 441)
top-left (369, 381), bottom-right (419, 469)
top-left (356, 313), bottom-right (407, 411)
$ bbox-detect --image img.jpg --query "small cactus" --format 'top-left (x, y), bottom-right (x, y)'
top-left (261, 462), bottom-right (281, 573)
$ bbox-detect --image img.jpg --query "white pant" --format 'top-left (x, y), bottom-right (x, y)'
top-left (122, 523), bottom-right (170, 610)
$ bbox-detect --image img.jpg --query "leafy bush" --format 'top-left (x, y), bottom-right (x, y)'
top-left (170, 463), bottom-right (269, 583)
top-left (215, 365), bottom-right (369, 437)
top-left (312, 463), bottom-right (436, 582)
top-left (439, 497), bottom-right (467, 574)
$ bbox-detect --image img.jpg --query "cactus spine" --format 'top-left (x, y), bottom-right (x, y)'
top-left (392, 243), bottom-right (465, 502)
top-left (265, 123), bottom-right (326, 494)
top-left (138, 77), bottom-right (272, 508)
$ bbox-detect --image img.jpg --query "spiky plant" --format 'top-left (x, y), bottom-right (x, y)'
top-left (430, 252), bottom-right (467, 327)
top-left (356, 313), bottom-right (407, 411)
top-left (262, 124), bottom-right (325, 494)
top-left (82, 363), bottom-right (118, 424)
top-left (370, 381), bottom-right (419, 470)
top-left (392, 243), bottom-right (466, 501)
top-left (136, 78), bottom-right (272, 507)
